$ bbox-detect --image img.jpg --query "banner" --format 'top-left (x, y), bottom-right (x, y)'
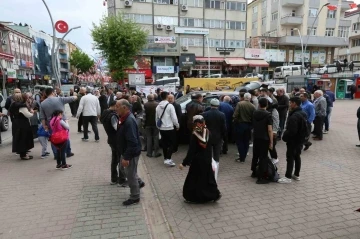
top-left (245, 48), bottom-right (265, 59)
top-left (136, 85), bottom-right (176, 96)
top-left (319, 50), bottom-right (326, 65)
top-left (311, 51), bottom-right (319, 64)
top-left (154, 36), bottom-right (176, 44)
top-left (184, 78), bottom-right (254, 91)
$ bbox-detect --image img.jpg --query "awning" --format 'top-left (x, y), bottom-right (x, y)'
top-left (246, 59), bottom-right (269, 67)
top-left (196, 57), bottom-right (224, 63)
top-left (224, 58), bottom-right (248, 66)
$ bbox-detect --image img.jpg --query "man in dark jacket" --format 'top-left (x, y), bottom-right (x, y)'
top-left (275, 88), bottom-right (289, 139)
top-left (144, 94), bottom-right (161, 158)
top-left (174, 87), bottom-right (183, 99)
top-left (278, 97), bottom-right (308, 184)
top-left (168, 94), bottom-right (182, 152)
top-left (69, 88), bottom-right (77, 117)
top-left (251, 98), bottom-right (273, 184)
top-left (219, 96), bottom-right (234, 154)
top-left (185, 93), bottom-right (204, 132)
top-left (357, 107), bottom-right (360, 147)
top-left (107, 87), bottom-right (116, 107)
top-left (101, 101), bottom-right (127, 186)
top-left (202, 99), bottom-right (227, 163)
top-left (116, 99), bottom-right (145, 206)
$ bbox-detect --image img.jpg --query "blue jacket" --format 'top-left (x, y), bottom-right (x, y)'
top-left (301, 100), bottom-right (315, 123)
top-left (37, 125), bottom-right (50, 137)
top-left (219, 102), bottom-right (234, 130)
top-left (325, 90), bottom-right (335, 107)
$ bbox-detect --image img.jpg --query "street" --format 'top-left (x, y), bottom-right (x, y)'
top-left (0, 101), bottom-right (360, 239)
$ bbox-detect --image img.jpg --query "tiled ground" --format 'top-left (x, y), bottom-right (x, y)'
top-left (143, 99), bottom-right (360, 239)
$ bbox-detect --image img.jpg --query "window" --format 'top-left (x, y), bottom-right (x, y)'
top-left (226, 21), bottom-right (246, 30)
top-left (253, 6), bottom-right (258, 13)
top-left (205, 38), bottom-right (224, 47)
top-left (226, 40), bottom-right (245, 48)
top-left (204, 19), bottom-right (224, 29)
top-left (338, 26), bottom-right (349, 38)
top-left (262, 17), bottom-right (266, 26)
top-left (308, 8), bottom-right (318, 17)
top-left (353, 22), bottom-right (360, 31)
top-left (307, 27), bottom-right (316, 36)
top-left (181, 38), bottom-right (203, 47)
top-left (351, 54), bottom-right (360, 61)
top-left (124, 14), bottom-right (153, 24)
top-left (252, 21), bottom-right (258, 29)
top-left (327, 10), bottom-right (336, 18)
top-left (262, 0), bottom-right (266, 9)
top-left (154, 16), bottom-right (178, 25)
top-left (271, 12), bottom-right (278, 21)
top-left (180, 18), bottom-right (203, 27)
top-left (181, 0), bottom-right (203, 7)
top-left (353, 39), bottom-right (360, 47)
top-left (226, 2), bottom-right (246, 11)
top-left (205, 0), bottom-right (223, 9)
top-left (325, 28), bottom-right (335, 36)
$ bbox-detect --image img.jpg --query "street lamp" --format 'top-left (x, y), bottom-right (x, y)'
top-left (205, 34), bottom-right (210, 77)
top-left (293, 28), bottom-right (304, 74)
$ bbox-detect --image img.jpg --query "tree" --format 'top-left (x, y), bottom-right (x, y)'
top-left (69, 49), bottom-right (94, 74)
top-left (91, 14), bottom-right (148, 81)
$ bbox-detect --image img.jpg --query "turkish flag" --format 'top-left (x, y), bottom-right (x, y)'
top-left (350, 3), bottom-right (357, 9)
top-left (327, 5), bottom-right (337, 11)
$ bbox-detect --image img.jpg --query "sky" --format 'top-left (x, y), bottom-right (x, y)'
top-left (1, 0), bottom-right (107, 57)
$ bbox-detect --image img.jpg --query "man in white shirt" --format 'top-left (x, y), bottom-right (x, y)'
top-left (76, 87), bottom-right (101, 142)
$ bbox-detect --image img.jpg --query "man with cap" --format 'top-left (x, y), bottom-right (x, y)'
top-left (202, 99), bottom-right (227, 163)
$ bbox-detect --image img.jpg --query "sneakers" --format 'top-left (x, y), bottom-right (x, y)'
top-left (56, 164), bottom-right (62, 170)
top-left (95, 140), bottom-right (100, 143)
top-left (323, 130), bottom-right (328, 134)
top-left (303, 142), bottom-right (312, 151)
top-left (122, 198), bottom-right (140, 206)
top-left (292, 175), bottom-right (301, 181)
top-left (164, 159), bottom-right (176, 167)
top-left (41, 154), bottom-right (48, 159)
top-left (45, 152), bottom-right (50, 156)
top-left (61, 164), bottom-right (72, 170)
top-left (139, 181), bottom-right (145, 189)
top-left (67, 153), bottom-right (74, 158)
top-left (82, 138), bottom-right (89, 142)
top-left (118, 180), bottom-right (128, 187)
top-left (110, 181), bottom-right (118, 185)
top-left (271, 158), bottom-right (279, 164)
top-left (249, 144), bottom-right (253, 148)
top-left (278, 177), bottom-right (292, 184)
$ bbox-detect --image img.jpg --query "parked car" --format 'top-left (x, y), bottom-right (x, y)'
top-left (318, 64), bottom-right (337, 74)
top-left (234, 81), bottom-right (270, 92)
top-left (349, 61), bottom-right (360, 71)
top-left (244, 72), bottom-right (264, 81)
top-left (0, 92), bottom-right (9, 132)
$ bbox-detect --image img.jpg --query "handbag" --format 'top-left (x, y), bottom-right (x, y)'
top-left (156, 103), bottom-right (169, 128)
top-left (49, 118), bottom-right (68, 145)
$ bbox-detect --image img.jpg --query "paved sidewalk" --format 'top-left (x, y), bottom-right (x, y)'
top-left (0, 106), bottom-right (171, 239)
top-left (143, 100), bottom-right (360, 239)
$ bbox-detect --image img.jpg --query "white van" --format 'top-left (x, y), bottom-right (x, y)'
top-left (154, 76), bottom-right (180, 87)
top-left (274, 65), bottom-right (306, 79)
top-left (318, 64), bottom-right (337, 74)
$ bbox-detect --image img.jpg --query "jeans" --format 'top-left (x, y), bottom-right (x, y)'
top-left (54, 140), bottom-right (68, 166)
top-left (313, 116), bottom-right (325, 139)
top-left (324, 107), bottom-right (333, 131)
top-left (110, 144), bottom-right (126, 183)
top-left (278, 112), bottom-right (287, 137)
top-left (269, 134), bottom-right (278, 159)
top-left (78, 113), bottom-right (83, 132)
top-left (211, 142), bottom-right (222, 162)
top-left (160, 130), bottom-right (176, 160)
top-left (303, 122), bottom-right (312, 147)
top-left (251, 139), bottom-right (269, 179)
top-left (125, 156), bottom-right (141, 200)
top-left (83, 116), bottom-right (99, 140)
top-left (145, 126), bottom-right (160, 156)
top-left (234, 123), bottom-right (252, 161)
top-left (52, 139), bottom-right (72, 158)
top-left (285, 143), bottom-right (302, 179)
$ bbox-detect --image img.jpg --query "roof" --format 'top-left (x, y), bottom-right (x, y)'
top-left (0, 23), bottom-right (33, 41)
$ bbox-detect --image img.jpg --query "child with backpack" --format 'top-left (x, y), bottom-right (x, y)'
top-left (50, 110), bottom-right (72, 170)
top-left (37, 124), bottom-right (50, 159)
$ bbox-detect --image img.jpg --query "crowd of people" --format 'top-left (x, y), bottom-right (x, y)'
top-left (1, 82), bottom-right (360, 206)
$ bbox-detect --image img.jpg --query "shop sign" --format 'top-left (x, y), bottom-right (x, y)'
top-left (193, 65), bottom-right (221, 70)
top-left (136, 85), bottom-right (176, 96)
top-left (154, 36), bottom-right (176, 44)
top-left (7, 69), bottom-right (17, 79)
top-left (175, 27), bottom-right (209, 35)
top-left (179, 54), bottom-right (195, 68)
top-left (125, 69), bottom-right (152, 78)
top-left (245, 48), bottom-right (265, 59)
top-left (156, 66), bottom-right (175, 74)
top-left (216, 48), bottom-right (235, 52)
top-left (128, 73), bottom-right (145, 85)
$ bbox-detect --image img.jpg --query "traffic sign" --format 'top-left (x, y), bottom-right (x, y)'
top-left (55, 20), bottom-right (69, 34)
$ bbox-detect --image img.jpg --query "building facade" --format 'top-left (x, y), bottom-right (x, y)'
top-left (56, 38), bottom-right (70, 83)
top-left (247, 0), bottom-right (353, 74)
top-left (107, 0), bottom-right (248, 79)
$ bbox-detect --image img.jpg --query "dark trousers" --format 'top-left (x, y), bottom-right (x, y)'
top-left (173, 128), bottom-right (180, 152)
top-left (69, 102), bottom-right (76, 117)
top-left (51, 139), bottom-right (72, 158)
top-left (251, 139), bottom-right (269, 179)
top-left (110, 144), bottom-right (126, 183)
top-left (278, 112), bottom-right (287, 137)
top-left (160, 130), bottom-right (176, 160)
top-left (54, 140), bottom-right (68, 166)
top-left (357, 119), bottom-right (360, 141)
top-left (269, 134), bottom-right (278, 159)
top-left (285, 143), bottom-right (302, 178)
top-left (145, 126), bottom-right (159, 156)
top-left (211, 141), bottom-right (222, 162)
top-left (324, 107), bottom-right (332, 131)
top-left (313, 116), bottom-right (325, 139)
top-left (78, 113), bottom-right (83, 132)
top-left (83, 116), bottom-right (99, 140)
top-left (234, 123), bottom-right (252, 161)
top-left (304, 122), bottom-right (312, 147)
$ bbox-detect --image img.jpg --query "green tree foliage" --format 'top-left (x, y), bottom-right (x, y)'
top-left (91, 14), bottom-right (148, 81)
top-left (69, 49), bottom-right (94, 73)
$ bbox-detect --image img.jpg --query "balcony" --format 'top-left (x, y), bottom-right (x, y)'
top-left (280, 15), bottom-right (303, 26)
top-left (59, 67), bottom-right (69, 72)
top-left (339, 19), bottom-right (351, 27)
top-left (278, 35), bottom-right (349, 47)
top-left (59, 49), bottom-right (67, 54)
top-left (281, 0), bottom-right (304, 7)
top-left (59, 58), bottom-right (68, 63)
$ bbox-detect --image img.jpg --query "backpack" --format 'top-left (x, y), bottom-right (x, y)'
top-left (256, 158), bottom-right (280, 182)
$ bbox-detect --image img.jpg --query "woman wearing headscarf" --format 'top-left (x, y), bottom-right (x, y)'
top-left (179, 115), bottom-right (222, 204)
top-left (9, 93), bottom-right (34, 160)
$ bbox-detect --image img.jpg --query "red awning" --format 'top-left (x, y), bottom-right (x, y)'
top-left (246, 59), bottom-right (269, 67)
top-left (196, 57), bottom-right (224, 63)
top-left (0, 52), bottom-right (14, 60)
top-left (225, 58), bottom-right (248, 66)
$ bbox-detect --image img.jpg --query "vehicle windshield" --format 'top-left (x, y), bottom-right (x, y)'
top-left (274, 68), bottom-right (281, 72)
top-left (176, 93), bottom-right (193, 104)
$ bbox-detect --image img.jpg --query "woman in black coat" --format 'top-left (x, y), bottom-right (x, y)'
top-left (9, 93), bottom-right (34, 160)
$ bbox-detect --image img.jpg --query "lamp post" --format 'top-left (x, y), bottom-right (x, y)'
top-left (1, 31), bottom-right (10, 97)
top-left (205, 34), bottom-right (210, 77)
top-left (293, 28), bottom-right (304, 74)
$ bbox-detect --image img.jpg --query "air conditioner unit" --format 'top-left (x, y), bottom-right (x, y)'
top-left (182, 46), bottom-right (188, 51)
top-left (157, 24), bottom-right (163, 30)
top-left (2, 40), bottom-right (7, 45)
top-left (181, 5), bottom-right (188, 11)
top-left (165, 25), bottom-right (173, 31)
top-left (124, 0), bottom-right (133, 7)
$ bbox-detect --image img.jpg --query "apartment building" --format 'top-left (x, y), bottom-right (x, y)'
top-left (247, 0), bottom-right (353, 73)
top-left (56, 39), bottom-right (71, 83)
top-left (107, 0), bottom-right (248, 79)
